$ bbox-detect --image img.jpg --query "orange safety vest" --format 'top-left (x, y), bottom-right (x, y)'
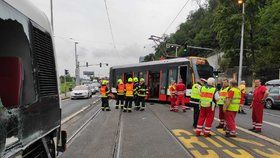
top-left (117, 83), bottom-right (125, 95)
top-left (125, 83), bottom-right (134, 97)
top-left (169, 84), bottom-right (176, 96)
top-left (100, 85), bottom-right (108, 98)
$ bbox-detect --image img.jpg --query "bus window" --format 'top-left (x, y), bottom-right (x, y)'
top-left (160, 70), bottom-right (167, 95)
top-left (168, 68), bottom-right (177, 86)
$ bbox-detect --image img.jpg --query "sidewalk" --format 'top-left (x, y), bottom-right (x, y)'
top-left (60, 92), bottom-right (71, 100)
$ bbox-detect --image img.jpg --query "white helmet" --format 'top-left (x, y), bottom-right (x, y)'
top-left (207, 77), bottom-right (216, 86)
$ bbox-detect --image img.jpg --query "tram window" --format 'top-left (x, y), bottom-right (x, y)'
top-left (0, 2), bottom-right (36, 106)
top-left (115, 73), bottom-right (122, 85)
top-left (160, 70), bottom-right (167, 94)
top-left (124, 73), bottom-right (133, 83)
top-left (168, 68), bottom-right (177, 85)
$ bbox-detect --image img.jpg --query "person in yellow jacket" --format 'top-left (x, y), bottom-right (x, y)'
top-left (124, 78), bottom-right (134, 112)
top-left (116, 79), bottom-right (125, 109)
top-left (216, 79), bottom-right (230, 128)
top-left (191, 79), bottom-right (203, 128)
top-left (100, 80), bottom-right (111, 111)
top-left (223, 79), bottom-right (241, 137)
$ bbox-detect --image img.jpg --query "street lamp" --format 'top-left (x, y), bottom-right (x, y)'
top-left (50, 0), bottom-right (54, 32)
top-left (238, 0), bottom-right (245, 85)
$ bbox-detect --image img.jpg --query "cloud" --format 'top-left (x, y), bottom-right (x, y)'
top-left (28, 0), bottom-right (201, 77)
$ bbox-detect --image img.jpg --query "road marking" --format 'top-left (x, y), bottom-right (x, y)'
top-left (263, 121), bottom-right (280, 128)
top-left (222, 149), bottom-right (253, 158)
top-left (253, 148), bottom-right (280, 157)
top-left (205, 137), bottom-right (222, 148)
top-left (191, 150), bottom-right (219, 158)
top-left (213, 117), bottom-right (280, 147)
top-left (215, 136), bottom-right (236, 147)
top-left (62, 99), bottom-right (100, 124)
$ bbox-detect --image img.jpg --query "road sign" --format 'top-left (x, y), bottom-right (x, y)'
top-left (83, 71), bottom-right (95, 76)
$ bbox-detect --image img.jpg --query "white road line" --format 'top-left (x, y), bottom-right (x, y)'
top-left (213, 117), bottom-right (280, 147)
top-left (263, 121), bottom-right (280, 128)
top-left (243, 107), bottom-right (280, 118)
top-left (61, 99), bottom-right (100, 124)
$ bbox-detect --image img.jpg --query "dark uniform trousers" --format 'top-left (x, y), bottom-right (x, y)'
top-left (191, 98), bottom-right (200, 128)
top-left (125, 96), bottom-right (133, 111)
top-left (116, 95), bottom-right (124, 107)
top-left (101, 97), bottom-right (109, 109)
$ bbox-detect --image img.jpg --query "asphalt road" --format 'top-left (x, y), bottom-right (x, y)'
top-left (61, 94), bottom-right (99, 119)
top-left (59, 100), bottom-right (280, 158)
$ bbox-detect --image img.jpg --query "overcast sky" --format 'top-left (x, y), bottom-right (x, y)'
top-left (29, 0), bottom-right (204, 77)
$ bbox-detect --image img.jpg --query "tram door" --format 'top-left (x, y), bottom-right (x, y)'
top-left (178, 65), bottom-right (188, 85)
top-left (148, 71), bottom-right (160, 99)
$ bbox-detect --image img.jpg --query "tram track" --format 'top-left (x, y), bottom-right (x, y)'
top-left (111, 109), bottom-right (123, 158)
top-left (147, 106), bottom-right (194, 158)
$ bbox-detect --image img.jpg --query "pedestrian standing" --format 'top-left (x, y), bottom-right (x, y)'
top-left (175, 79), bottom-right (189, 112)
top-left (137, 78), bottom-right (147, 111)
top-left (223, 79), bottom-right (241, 137)
top-left (168, 80), bottom-right (177, 111)
top-left (133, 77), bottom-right (140, 111)
top-left (238, 80), bottom-right (247, 114)
top-left (124, 78), bottom-right (134, 113)
top-left (116, 79), bottom-right (125, 109)
top-left (249, 79), bottom-right (268, 133)
top-left (191, 79), bottom-right (203, 128)
top-left (100, 80), bottom-right (111, 111)
top-left (196, 78), bottom-right (219, 137)
top-left (216, 79), bottom-right (230, 129)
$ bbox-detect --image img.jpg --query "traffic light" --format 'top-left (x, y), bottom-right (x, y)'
top-left (106, 63), bottom-right (109, 66)
top-left (86, 62), bottom-right (88, 67)
top-left (100, 63), bottom-right (102, 67)
top-left (64, 69), bottom-right (69, 75)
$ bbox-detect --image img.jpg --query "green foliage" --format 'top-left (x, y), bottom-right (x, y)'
top-left (144, 0), bottom-right (279, 81)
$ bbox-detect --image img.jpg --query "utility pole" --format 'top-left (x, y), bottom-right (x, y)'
top-left (74, 42), bottom-right (80, 85)
top-left (238, 1), bottom-right (245, 85)
top-left (50, 0), bottom-right (54, 32)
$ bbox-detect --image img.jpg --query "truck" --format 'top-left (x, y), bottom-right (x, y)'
top-left (0, 0), bottom-right (67, 157)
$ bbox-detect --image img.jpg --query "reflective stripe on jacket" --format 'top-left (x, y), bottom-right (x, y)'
top-left (117, 83), bottom-right (125, 95)
top-left (191, 83), bottom-right (201, 100)
top-left (125, 83), bottom-right (134, 97)
top-left (227, 87), bottom-right (241, 112)
top-left (217, 87), bottom-right (229, 105)
top-left (100, 86), bottom-right (110, 98)
top-left (200, 86), bottom-right (216, 107)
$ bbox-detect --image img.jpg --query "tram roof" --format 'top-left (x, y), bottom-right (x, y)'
top-left (111, 58), bottom-right (190, 70)
top-left (4, 0), bottom-right (52, 33)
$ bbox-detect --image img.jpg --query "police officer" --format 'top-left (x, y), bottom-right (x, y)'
top-left (133, 77), bottom-right (140, 110)
top-left (137, 78), bottom-right (147, 111)
top-left (191, 79), bottom-right (202, 128)
top-left (124, 78), bottom-right (134, 113)
top-left (116, 79), bottom-right (125, 109)
top-left (100, 80), bottom-right (111, 111)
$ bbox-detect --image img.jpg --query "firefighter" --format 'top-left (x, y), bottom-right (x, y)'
top-left (239, 80), bottom-right (247, 114)
top-left (133, 77), bottom-right (140, 110)
top-left (100, 80), bottom-right (111, 111)
top-left (168, 80), bottom-right (177, 111)
top-left (124, 78), bottom-right (134, 113)
top-left (223, 79), bottom-right (241, 137)
top-left (196, 78), bottom-right (219, 137)
top-left (137, 78), bottom-right (147, 111)
top-left (216, 79), bottom-right (230, 129)
top-left (116, 79), bottom-right (125, 109)
top-left (249, 79), bottom-right (268, 133)
top-left (191, 79), bottom-right (203, 128)
top-left (175, 79), bottom-right (189, 112)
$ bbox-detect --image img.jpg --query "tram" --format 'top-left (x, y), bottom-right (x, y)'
top-left (109, 57), bottom-right (214, 103)
top-left (0, 0), bottom-right (66, 157)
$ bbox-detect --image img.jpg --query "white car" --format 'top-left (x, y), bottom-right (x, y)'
top-left (71, 85), bottom-right (92, 99)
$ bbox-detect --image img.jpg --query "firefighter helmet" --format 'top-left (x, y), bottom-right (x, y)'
top-left (128, 78), bottom-right (133, 82)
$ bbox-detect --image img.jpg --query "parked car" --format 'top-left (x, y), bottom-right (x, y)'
top-left (71, 85), bottom-right (92, 99)
top-left (245, 86), bottom-right (280, 109)
top-left (265, 79), bottom-right (280, 89)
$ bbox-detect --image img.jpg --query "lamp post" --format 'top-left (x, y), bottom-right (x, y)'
top-left (74, 42), bottom-right (80, 85)
top-left (238, 0), bottom-right (245, 85)
top-left (50, 0), bottom-right (54, 32)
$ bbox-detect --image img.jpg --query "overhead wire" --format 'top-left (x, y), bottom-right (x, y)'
top-left (103, 0), bottom-right (123, 60)
top-left (163, 0), bottom-right (192, 35)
